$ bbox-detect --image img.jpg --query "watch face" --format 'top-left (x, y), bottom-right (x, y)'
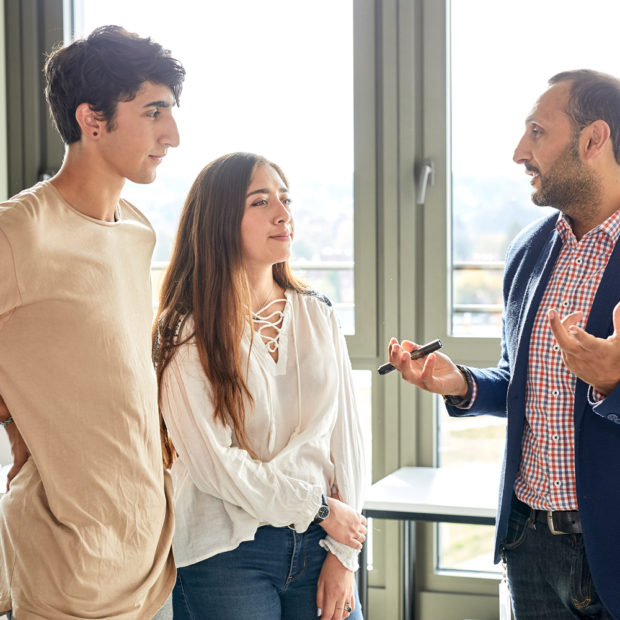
top-left (317, 505), bottom-right (330, 520)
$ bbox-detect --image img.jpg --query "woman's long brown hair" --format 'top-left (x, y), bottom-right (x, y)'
top-left (154, 152), bottom-right (305, 468)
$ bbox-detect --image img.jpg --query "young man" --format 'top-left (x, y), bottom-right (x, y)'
top-left (389, 70), bottom-right (620, 619)
top-left (0, 26), bottom-right (185, 619)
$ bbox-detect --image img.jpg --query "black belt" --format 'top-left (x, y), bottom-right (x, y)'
top-left (533, 509), bottom-right (582, 535)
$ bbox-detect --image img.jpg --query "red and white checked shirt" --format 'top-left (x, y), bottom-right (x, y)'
top-left (514, 209), bottom-right (620, 511)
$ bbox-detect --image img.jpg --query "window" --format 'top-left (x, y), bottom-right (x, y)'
top-left (17, 0), bottom-right (620, 615)
top-left (72, 2), bottom-right (378, 560)
top-left (73, 4), bottom-right (377, 540)
top-left (425, 0), bottom-right (620, 577)
top-left (68, 0), bottom-right (620, 613)
top-left (450, 0), bottom-right (620, 338)
top-left (436, 398), bottom-right (504, 574)
top-left (75, 0), bottom-right (358, 332)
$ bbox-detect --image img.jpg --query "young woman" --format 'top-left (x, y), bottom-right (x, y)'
top-left (155, 152), bottom-right (367, 620)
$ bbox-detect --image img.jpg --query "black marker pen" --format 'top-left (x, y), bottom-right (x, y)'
top-left (377, 339), bottom-right (443, 375)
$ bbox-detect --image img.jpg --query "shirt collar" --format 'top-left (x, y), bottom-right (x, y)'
top-left (555, 209), bottom-right (620, 247)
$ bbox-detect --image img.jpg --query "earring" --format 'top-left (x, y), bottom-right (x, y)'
top-left (93, 131), bottom-right (98, 137)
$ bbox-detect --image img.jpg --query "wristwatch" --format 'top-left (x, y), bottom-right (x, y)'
top-left (443, 364), bottom-right (474, 408)
top-left (314, 494), bottom-right (330, 523)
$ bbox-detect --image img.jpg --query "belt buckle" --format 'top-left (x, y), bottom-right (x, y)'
top-left (546, 511), bottom-right (566, 535)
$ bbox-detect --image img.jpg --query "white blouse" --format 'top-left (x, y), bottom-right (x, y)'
top-left (160, 289), bottom-right (366, 571)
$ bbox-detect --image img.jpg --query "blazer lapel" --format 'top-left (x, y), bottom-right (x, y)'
top-left (585, 239), bottom-right (620, 338)
top-left (514, 229), bottom-right (563, 370)
top-left (573, 237), bottom-right (620, 421)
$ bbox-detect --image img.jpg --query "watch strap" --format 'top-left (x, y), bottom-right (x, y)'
top-left (443, 365), bottom-right (474, 408)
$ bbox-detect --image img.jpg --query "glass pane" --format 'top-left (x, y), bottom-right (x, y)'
top-left (438, 523), bottom-right (497, 574)
top-left (436, 401), bottom-right (505, 469)
top-left (436, 397), bottom-right (504, 573)
top-left (76, 0), bottom-right (355, 331)
top-left (450, 0), bottom-right (620, 336)
top-left (294, 266), bottom-right (354, 334)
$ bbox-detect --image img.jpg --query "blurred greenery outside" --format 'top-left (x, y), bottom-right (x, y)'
top-left (451, 175), bottom-right (553, 337)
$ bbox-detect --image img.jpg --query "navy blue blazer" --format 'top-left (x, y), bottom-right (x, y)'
top-left (446, 212), bottom-right (620, 618)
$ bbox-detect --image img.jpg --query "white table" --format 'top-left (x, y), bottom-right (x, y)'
top-left (360, 466), bottom-right (499, 620)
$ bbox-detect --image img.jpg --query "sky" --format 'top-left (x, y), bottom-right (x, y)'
top-left (451, 0), bottom-right (620, 178)
top-left (78, 0), bottom-right (354, 188)
top-left (77, 0), bottom-right (620, 184)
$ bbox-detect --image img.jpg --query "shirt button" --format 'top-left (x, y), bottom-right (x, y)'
top-left (554, 480), bottom-right (562, 487)
top-left (553, 344), bottom-right (560, 352)
top-left (575, 258), bottom-right (583, 265)
top-left (562, 300), bottom-right (569, 308)
top-left (552, 434), bottom-right (559, 441)
top-left (552, 389), bottom-right (559, 396)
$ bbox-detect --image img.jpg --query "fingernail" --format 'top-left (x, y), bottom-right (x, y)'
top-left (569, 326), bottom-right (578, 334)
top-left (317, 609), bottom-right (322, 617)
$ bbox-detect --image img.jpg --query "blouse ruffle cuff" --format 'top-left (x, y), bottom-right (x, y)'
top-left (292, 486), bottom-right (325, 533)
top-left (319, 536), bottom-right (359, 572)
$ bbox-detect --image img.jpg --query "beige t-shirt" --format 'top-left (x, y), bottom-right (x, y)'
top-left (0, 182), bottom-right (175, 619)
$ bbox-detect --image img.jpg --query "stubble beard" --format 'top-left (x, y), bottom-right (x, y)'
top-left (530, 137), bottom-right (602, 223)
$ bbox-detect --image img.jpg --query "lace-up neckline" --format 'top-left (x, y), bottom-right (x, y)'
top-left (252, 297), bottom-right (287, 353)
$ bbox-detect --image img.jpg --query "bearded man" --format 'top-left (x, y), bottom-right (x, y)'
top-left (389, 70), bottom-right (620, 619)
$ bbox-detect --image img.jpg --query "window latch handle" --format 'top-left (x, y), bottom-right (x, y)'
top-left (416, 159), bottom-right (435, 205)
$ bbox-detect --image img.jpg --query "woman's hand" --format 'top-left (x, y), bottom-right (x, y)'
top-left (319, 496), bottom-right (367, 550)
top-left (316, 552), bottom-right (356, 619)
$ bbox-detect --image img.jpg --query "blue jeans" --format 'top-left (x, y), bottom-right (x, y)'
top-left (501, 495), bottom-right (612, 619)
top-left (173, 523), bottom-right (363, 620)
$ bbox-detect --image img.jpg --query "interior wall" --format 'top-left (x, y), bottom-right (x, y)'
top-left (0, 0), bottom-right (7, 201)
top-left (0, 0), bottom-right (10, 463)
top-left (4, 0), bottom-right (64, 196)
top-left (0, 0), bottom-right (7, 450)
